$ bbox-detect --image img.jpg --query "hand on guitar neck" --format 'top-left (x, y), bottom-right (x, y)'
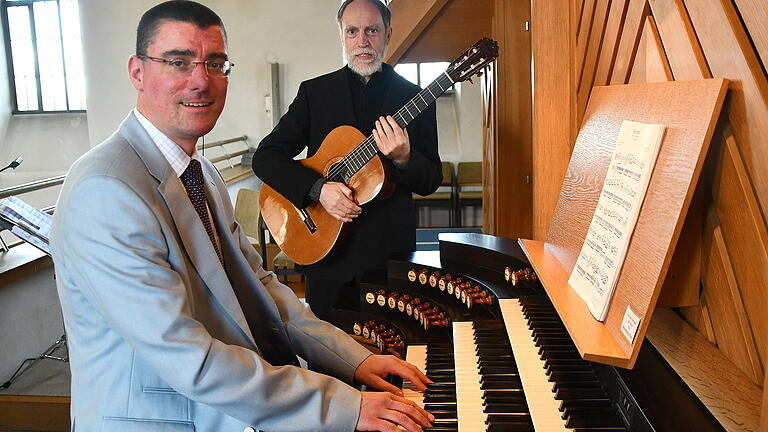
top-left (372, 115), bottom-right (411, 165)
top-left (319, 182), bottom-right (362, 222)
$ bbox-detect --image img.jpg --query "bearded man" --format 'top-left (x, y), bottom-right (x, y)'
top-left (252, 0), bottom-right (441, 328)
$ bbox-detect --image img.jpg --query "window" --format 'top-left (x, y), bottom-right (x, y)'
top-left (1, 0), bottom-right (86, 113)
top-left (395, 62), bottom-right (455, 93)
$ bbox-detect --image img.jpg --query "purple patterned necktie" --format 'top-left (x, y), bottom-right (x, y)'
top-left (180, 159), bottom-right (224, 265)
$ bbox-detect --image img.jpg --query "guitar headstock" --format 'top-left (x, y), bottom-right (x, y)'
top-left (446, 38), bottom-right (499, 84)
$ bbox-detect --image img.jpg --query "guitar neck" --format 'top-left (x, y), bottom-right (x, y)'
top-left (336, 72), bottom-right (455, 179)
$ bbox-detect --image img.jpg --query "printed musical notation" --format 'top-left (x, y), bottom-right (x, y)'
top-left (569, 120), bottom-right (665, 321)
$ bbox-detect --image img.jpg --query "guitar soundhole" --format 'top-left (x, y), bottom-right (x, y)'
top-left (327, 161), bottom-right (349, 184)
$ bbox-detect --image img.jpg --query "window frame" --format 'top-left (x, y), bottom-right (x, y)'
top-left (1, 0), bottom-right (85, 114)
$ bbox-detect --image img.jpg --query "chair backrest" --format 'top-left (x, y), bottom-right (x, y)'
top-left (234, 188), bottom-right (261, 241)
top-left (457, 161), bottom-right (482, 186)
top-left (440, 161), bottom-right (454, 187)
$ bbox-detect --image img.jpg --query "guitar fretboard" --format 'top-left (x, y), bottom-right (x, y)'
top-left (327, 71), bottom-right (455, 182)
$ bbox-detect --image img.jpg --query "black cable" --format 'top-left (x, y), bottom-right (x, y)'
top-left (0, 156), bottom-right (23, 173)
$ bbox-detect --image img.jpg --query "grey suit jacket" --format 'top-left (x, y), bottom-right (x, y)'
top-left (51, 113), bottom-right (372, 432)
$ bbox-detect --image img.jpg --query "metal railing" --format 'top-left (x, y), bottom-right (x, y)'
top-left (197, 135), bottom-right (250, 170)
top-left (0, 175), bottom-right (65, 200)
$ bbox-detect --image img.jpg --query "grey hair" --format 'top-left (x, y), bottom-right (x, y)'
top-left (336, 0), bottom-right (391, 32)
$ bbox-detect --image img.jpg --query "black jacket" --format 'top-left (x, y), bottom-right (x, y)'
top-left (252, 64), bottom-right (441, 281)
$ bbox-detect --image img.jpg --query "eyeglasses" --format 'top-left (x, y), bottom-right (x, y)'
top-left (138, 55), bottom-right (234, 77)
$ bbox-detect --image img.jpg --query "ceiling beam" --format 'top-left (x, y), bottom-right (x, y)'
top-left (385, 0), bottom-right (451, 65)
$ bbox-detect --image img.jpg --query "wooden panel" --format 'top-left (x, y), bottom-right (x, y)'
top-left (385, 0), bottom-right (449, 65)
top-left (763, 365), bottom-right (768, 432)
top-left (684, 0), bottom-right (768, 229)
top-left (678, 294), bottom-right (716, 343)
top-left (702, 210), bottom-right (764, 384)
top-left (593, 0), bottom-right (630, 86)
top-left (609, 0), bottom-right (650, 84)
top-left (398, 0), bottom-right (492, 63)
top-left (527, 79), bottom-right (728, 368)
top-left (0, 395), bottom-right (69, 431)
top-left (576, 0), bottom-right (597, 83)
top-left (628, 16), bottom-right (673, 83)
top-left (577, 0), bottom-right (612, 116)
top-left (710, 134), bottom-right (768, 367)
top-left (656, 182), bottom-right (701, 307)
top-left (0, 243), bottom-right (51, 288)
top-left (733, 0), bottom-right (768, 74)
top-left (575, 0), bottom-right (585, 40)
top-left (531, 0), bottom-right (576, 240)
top-left (647, 308), bottom-right (762, 432)
top-left (489, 0), bottom-right (533, 239)
top-left (647, 0), bottom-right (711, 80)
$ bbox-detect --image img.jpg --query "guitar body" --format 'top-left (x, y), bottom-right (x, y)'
top-left (259, 125), bottom-right (388, 265)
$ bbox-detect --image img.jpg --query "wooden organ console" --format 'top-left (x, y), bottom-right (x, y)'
top-left (331, 233), bottom-right (726, 431)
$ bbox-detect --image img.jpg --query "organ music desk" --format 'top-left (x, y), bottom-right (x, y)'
top-left (331, 232), bottom-right (736, 431)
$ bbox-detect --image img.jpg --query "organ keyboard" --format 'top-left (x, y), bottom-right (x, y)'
top-left (333, 233), bottom-right (724, 431)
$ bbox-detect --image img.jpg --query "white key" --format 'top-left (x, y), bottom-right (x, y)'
top-left (402, 345), bottom-right (427, 408)
top-left (499, 298), bottom-right (571, 431)
top-left (453, 321), bottom-right (488, 431)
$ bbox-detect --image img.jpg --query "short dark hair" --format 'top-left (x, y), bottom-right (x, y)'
top-left (336, 0), bottom-right (391, 33)
top-left (136, 1), bottom-right (227, 56)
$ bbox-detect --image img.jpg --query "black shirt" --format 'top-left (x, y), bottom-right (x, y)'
top-left (345, 64), bottom-right (393, 134)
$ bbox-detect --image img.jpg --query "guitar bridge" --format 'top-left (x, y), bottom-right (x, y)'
top-left (299, 208), bottom-right (318, 234)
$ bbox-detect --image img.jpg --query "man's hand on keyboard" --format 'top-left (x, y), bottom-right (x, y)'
top-left (354, 354), bottom-right (432, 395)
top-left (357, 391), bottom-right (434, 432)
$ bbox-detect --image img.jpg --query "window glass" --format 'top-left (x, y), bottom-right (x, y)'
top-left (34, 0), bottom-right (67, 111)
top-left (60, 0), bottom-right (85, 110)
top-left (420, 62), bottom-right (449, 86)
top-left (7, 6), bottom-right (38, 111)
top-left (3, 0), bottom-right (86, 112)
top-left (394, 63), bottom-right (418, 86)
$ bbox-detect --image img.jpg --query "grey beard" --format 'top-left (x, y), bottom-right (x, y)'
top-left (348, 57), bottom-right (383, 78)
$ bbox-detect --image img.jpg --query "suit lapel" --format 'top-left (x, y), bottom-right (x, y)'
top-left (119, 114), bottom-right (257, 348)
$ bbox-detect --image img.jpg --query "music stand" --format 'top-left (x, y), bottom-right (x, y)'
top-left (0, 198), bottom-right (68, 390)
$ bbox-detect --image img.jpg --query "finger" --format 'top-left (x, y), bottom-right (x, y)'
top-left (380, 410), bottom-right (423, 432)
top-left (372, 125), bottom-right (390, 153)
top-left (384, 401), bottom-right (432, 431)
top-left (373, 419), bottom-right (400, 432)
top-left (390, 362), bottom-right (430, 392)
top-left (389, 399), bottom-right (434, 427)
top-left (330, 211), bottom-right (353, 222)
top-left (379, 116), bottom-right (394, 133)
top-left (370, 375), bottom-right (403, 396)
top-left (385, 115), bottom-right (403, 138)
top-left (408, 363), bottom-right (433, 388)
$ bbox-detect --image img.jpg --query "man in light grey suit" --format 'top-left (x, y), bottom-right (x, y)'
top-left (51, 2), bottom-right (433, 431)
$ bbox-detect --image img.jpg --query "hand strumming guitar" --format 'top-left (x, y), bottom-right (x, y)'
top-left (319, 181), bottom-right (362, 222)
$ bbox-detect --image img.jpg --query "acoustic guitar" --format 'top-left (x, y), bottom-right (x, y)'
top-left (260, 38), bottom-right (499, 265)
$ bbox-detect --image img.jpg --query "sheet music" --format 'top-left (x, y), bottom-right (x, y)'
top-left (0, 196), bottom-right (52, 255)
top-left (568, 120), bottom-right (665, 321)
